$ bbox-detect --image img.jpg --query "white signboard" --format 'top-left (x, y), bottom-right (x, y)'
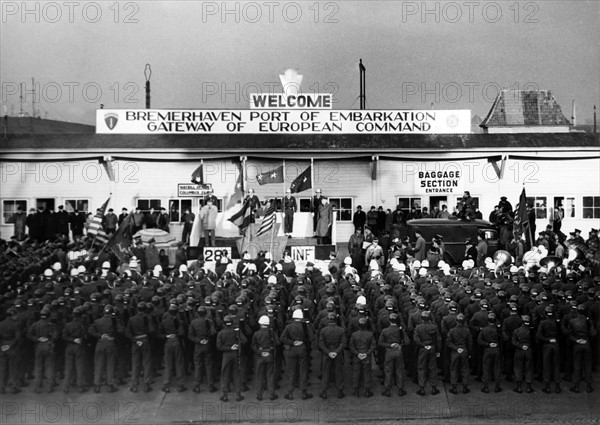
top-left (96, 109), bottom-right (471, 134)
top-left (203, 247), bottom-right (232, 263)
top-left (414, 170), bottom-right (464, 195)
top-left (291, 246), bottom-right (315, 262)
top-left (178, 184), bottom-right (211, 197)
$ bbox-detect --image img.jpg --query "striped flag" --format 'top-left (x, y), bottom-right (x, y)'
top-left (88, 196), bottom-right (110, 244)
top-left (256, 201), bottom-right (276, 237)
top-left (228, 199), bottom-right (253, 231)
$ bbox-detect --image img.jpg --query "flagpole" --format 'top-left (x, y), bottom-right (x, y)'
top-left (282, 159), bottom-right (286, 197)
top-left (270, 200), bottom-right (276, 255)
top-left (241, 156), bottom-right (246, 195)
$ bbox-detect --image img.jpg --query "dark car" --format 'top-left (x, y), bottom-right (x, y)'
top-left (400, 218), bottom-right (499, 265)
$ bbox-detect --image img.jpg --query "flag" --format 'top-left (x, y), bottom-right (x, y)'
top-left (226, 162), bottom-right (244, 209)
top-left (256, 201), bottom-right (276, 237)
top-left (105, 213), bottom-right (134, 262)
top-left (191, 163), bottom-right (204, 185)
top-left (88, 196), bottom-right (110, 238)
top-left (228, 199), bottom-right (253, 231)
top-left (256, 165), bottom-right (284, 185)
top-left (513, 187), bottom-right (529, 235)
top-left (290, 166), bottom-right (312, 193)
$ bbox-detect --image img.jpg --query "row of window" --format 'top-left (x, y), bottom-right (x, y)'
top-left (3, 196), bottom-right (600, 225)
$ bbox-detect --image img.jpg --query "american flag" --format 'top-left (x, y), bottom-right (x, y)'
top-left (88, 196), bottom-right (110, 245)
top-left (256, 201), bottom-right (276, 237)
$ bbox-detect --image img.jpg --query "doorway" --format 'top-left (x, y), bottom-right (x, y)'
top-left (430, 196), bottom-right (447, 217)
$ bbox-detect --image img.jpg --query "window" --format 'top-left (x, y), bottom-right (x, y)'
top-left (329, 197), bottom-right (353, 221)
top-left (553, 197), bottom-right (575, 219)
top-left (169, 199), bottom-right (192, 222)
top-left (36, 198), bottom-right (55, 211)
top-left (397, 197), bottom-right (423, 215)
top-left (199, 198), bottom-right (223, 213)
top-left (527, 196), bottom-right (547, 219)
top-left (3, 200), bottom-right (27, 225)
top-left (64, 199), bottom-right (89, 213)
top-left (136, 199), bottom-right (162, 212)
top-left (299, 198), bottom-right (312, 212)
top-left (583, 196), bottom-right (600, 219)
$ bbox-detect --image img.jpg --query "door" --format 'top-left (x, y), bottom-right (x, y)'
top-left (430, 196), bottom-right (447, 217)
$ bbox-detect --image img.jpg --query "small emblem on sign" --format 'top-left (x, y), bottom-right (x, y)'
top-left (447, 114), bottom-right (459, 128)
top-left (104, 113), bottom-right (119, 130)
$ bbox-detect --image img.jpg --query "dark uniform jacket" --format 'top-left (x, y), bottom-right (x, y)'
top-left (446, 323), bottom-right (472, 351)
top-left (318, 323), bottom-right (346, 355)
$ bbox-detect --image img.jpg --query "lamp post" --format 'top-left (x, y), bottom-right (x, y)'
top-left (144, 64), bottom-right (152, 109)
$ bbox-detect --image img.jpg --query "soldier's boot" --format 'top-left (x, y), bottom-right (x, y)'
top-left (586, 384), bottom-right (593, 393)
top-left (319, 390), bottom-right (327, 399)
top-left (220, 393), bottom-right (228, 402)
top-left (301, 390), bottom-right (313, 400)
top-left (257, 393), bottom-right (263, 401)
top-left (353, 388), bottom-right (359, 397)
top-left (494, 383), bottom-right (502, 393)
top-left (193, 385), bottom-right (201, 393)
top-left (554, 383), bottom-right (561, 393)
top-left (382, 389), bottom-right (390, 397)
top-left (398, 388), bottom-right (406, 396)
top-left (269, 393), bottom-right (278, 400)
top-left (130, 385), bottom-right (138, 393)
top-left (209, 384), bottom-right (217, 393)
top-left (481, 384), bottom-right (489, 393)
top-left (107, 385), bottom-right (118, 393)
top-left (526, 383), bottom-right (534, 393)
top-left (431, 386), bottom-right (440, 395)
top-left (162, 385), bottom-right (171, 393)
top-left (94, 386), bottom-right (101, 393)
top-left (462, 385), bottom-right (470, 394)
top-left (235, 392), bottom-right (244, 402)
top-left (513, 382), bottom-right (522, 393)
top-left (366, 389), bottom-right (373, 397)
top-left (284, 391), bottom-right (293, 400)
top-left (417, 387), bottom-right (426, 396)
top-left (569, 384), bottom-right (579, 393)
top-left (143, 383), bottom-right (152, 393)
top-left (542, 383), bottom-right (551, 394)
top-left (337, 390), bottom-right (345, 399)
top-left (449, 385), bottom-right (458, 394)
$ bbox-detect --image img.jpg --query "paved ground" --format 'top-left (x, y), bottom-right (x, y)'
top-left (2, 367), bottom-right (598, 425)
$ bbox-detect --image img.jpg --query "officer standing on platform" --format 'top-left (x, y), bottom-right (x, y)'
top-left (126, 302), bottom-right (153, 393)
top-left (217, 315), bottom-right (246, 402)
top-left (252, 315), bottom-right (279, 401)
top-left (312, 189), bottom-right (324, 233)
top-left (284, 189), bottom-right (297, 238)
top-left (318, 312), bottom-right (346, 399)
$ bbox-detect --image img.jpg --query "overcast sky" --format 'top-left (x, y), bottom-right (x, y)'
top-left (1, 1), bottom-right (598, 125)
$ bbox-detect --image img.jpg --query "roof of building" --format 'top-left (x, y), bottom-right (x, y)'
top-left (480, 90), bottom-right (571, 128)
top-left (0, 116), bottom-right (95, 135)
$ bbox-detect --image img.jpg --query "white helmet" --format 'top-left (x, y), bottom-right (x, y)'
top-left (421, 260), bottom-right (429, 268)
top-left (77, 265), bottom-right (86, 274)
top-left (419, 268), bottom-right (427, 277)
top-left (70, 268), bottom-right (78, 276)
top-left (101, 261), bottom-right (110, 269)
top-left (369, 260), bottom-right (379, 270)
top-left (179, 264), bottom-right (188, 272)
top-left (44, 269), bottom-right (53, 277)
top-left (398, 263), bottom-right (406, 272)
top-left (344, 256), bottom-right (352, 265)
top-left (413, 260), bottom-right (421, 268)
top-left (52, 262), bottom-right (62, 271)
top-left (267, 275), bottom-right (277, 284)
top-left (258, 315), bottom-right (270, 326)
top-left (275, 263), bottom-right (283, 271)
top-left (292, 309), bottom-right (303, 320)
top-left (356, 295), bottom-right (367, 305)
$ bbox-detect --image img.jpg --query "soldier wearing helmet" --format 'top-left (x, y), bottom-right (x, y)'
top-left (125, 302), bottom-right (154, 393)
top-left (216, 315), bottom-right (246, 402)
top-left (566, 304), bottom-right (595, 393)
top-left (478, 312), bottom-right (502, 393)
top-left (27, 307), bottom-right (58, 394)
top-left (447, 313), bottom-right (472, 394)
top-left (378, 312), bottom-right (410, 397)
top-left (61, 306), bottom-right (87, 393)
top-left (414, 310), bottom-right (441, 396)
top-left (537, 305), bottom-right (561, 393)
top-left (188, 305), bottom-right (217, 394)
top-left (87, 304), bottom-right (122, 393)
top-left (512, 315), bottom-right (534, 393)
top-left (252, 315), bottom-right (279, 401)
top-left (318, 312), bottom-right (346, 400)
top-left (280, 308), bottom-right (313, 400)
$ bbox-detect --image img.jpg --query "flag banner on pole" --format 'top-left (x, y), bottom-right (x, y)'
top-left (513, 187), bottom-right (529, 235)
top-left (290, 166), bottom-right (312, 193)
top-left (226, 162), bottom-right (244, 209)
top-left (191, 163), bottom-right (204, 185)
top-left (88, 196), bottom-right (110, 237)
top-left (256, 201), bottom-right (276, 237)
top-left (94, 230), bottom-right (110, 246)
top-left (256, 165), bottom-right (284, 185)
top-left (228, 199), bottom-right (253, 231)
top-left (105, 213), bottom-right (134, 261)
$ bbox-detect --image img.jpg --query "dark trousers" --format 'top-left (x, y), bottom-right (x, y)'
top-left (514, 348), bottom-right (533, 383)
top-left (63, 344), bottom-right (85, 389)
top-left (94, 341), bottom-right (116, 386)
top-left (221, 352), bottom-right (241, 394)
top-left (321, 354), bottom-right (344, 392)
top-left (284, 210), bottom-right (294, 234)
top-left (182, 223), bottom-right (193, 244)
top-left (130, 338), bottom-right (151, 386)
top-left (352, 355), bottom-right (373, 390)
top-left (254, 354), bottom-right (275, 395)
top-left (450, 349), bottom-right (470, 386)
top-left (542, 343), bottom-right (560, 384)
top-left (0, 350), bottom-right (19, 390)
top-left (383, 349), bottom-right (405, 390)
top-left (572, 342), bottom-right (592, 385)
top-left (33, 343), bottom-right (55, 391)
top-left (417, 347), bottom-right (438, 388)
top-left (482, 347), bottom-right (501, 384)
top-left (285, 347), bottom-right (308, 392)
top-left (193, 345), bottom-right (214, 386)
top-left (163, 340), bottom-right (184, 386)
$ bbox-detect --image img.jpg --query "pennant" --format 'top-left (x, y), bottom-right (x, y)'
top-left (191, 162), bottom-right (204, 185)
top-left (228, 199), bottom-right (253, 231)
top-left (256, 201), bottom-right (276, 237)
top-left (513, 187), bottom-right (529, 235)
top-left (226, 162), bottom-right (244, 209)
top-left (256, 165), bottom-right (284, 185)
top-left (105, 213), bottom-right (134, 262)
top-left (488, 155), bottom-right (508, 180)
top-left (290, 166), bottom-right (312, 193)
